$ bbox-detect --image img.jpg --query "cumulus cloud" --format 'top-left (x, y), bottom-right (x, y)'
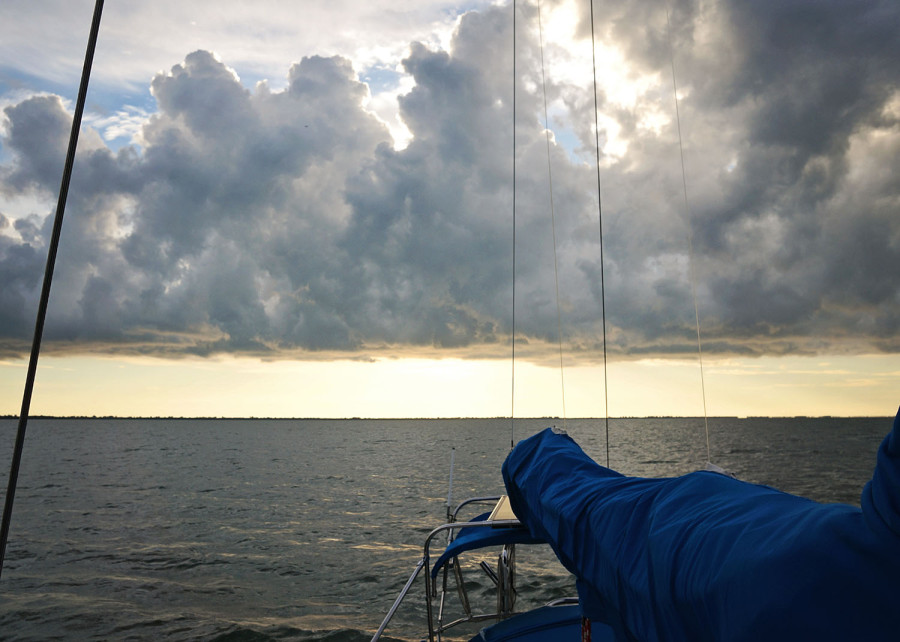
top-left (0, 1), bottom-right (898, 362)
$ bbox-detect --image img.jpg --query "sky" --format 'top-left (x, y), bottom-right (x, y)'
top-left (0, 0), bottom-right (898, 418)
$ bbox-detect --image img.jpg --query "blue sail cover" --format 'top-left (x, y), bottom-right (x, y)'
top-left (502, 409), bottom-right (900, 642)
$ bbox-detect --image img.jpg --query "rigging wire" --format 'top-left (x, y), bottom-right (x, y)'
top-left (510, 0), bottom-right (518, 451)
top-left (665, 2), bottom-right (711, 464)
top-left (588, 0), bottom-right (611, 467)
top-left (536, 0), bottom-right (568, 430)
top-left (0, 0), bottom-right (105, 580)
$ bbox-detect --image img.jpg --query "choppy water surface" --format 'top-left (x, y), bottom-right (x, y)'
top-left (0, 416), bottom-right (890, 640)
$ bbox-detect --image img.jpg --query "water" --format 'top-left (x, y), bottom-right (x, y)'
top-left (0, 416), bottom-right (890, 640)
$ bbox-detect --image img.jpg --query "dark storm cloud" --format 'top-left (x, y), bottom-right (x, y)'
top-left (1, 95), bottom-right (70, 194)
top-left (0, 1), bottom-right (898, 360)
top-left (563, 0), bottom-right (900, 355)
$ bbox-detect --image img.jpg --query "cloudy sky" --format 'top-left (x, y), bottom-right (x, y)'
top-left (0, 0), bottom-right (898, 418)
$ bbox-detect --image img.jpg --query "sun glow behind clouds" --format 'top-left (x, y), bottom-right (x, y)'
top-left (535, 0), bottom-right (670, 161)
top-left (2, 354), bottom-right (897, 418)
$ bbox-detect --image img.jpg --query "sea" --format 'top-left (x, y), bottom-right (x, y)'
top-left (0, 415), bottom-right (892, 641)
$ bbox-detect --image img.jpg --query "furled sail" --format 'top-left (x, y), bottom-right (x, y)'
top-left (502, 410), bottom-right (900, 641)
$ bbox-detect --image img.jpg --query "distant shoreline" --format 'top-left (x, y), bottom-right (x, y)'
top-left (1, 415), bottom-right (888, 420)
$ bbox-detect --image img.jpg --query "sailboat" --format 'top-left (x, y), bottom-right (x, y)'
top-left (370, 0), bottom-right (900, 640)
top-left (2, 1), bottom-right (897, 639)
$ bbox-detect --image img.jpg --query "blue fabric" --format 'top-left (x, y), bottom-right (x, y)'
top-left (502, 410), bottom-right (900, 642)
top-left (474, 603), bottom-right (616, 641)
top-left (431, 511), bottom-right (544, 578)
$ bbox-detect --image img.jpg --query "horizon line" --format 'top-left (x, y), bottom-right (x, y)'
top-left (1, 414), bottom-right (890, 421)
